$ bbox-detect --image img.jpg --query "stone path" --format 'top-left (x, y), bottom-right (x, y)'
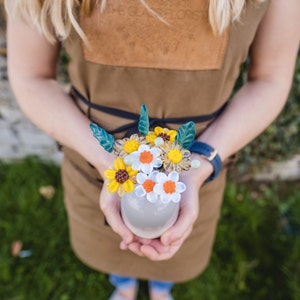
top-left (0, 50), bottom-right (63, 164)
top-left (251, 155), bottom-right (300, 181)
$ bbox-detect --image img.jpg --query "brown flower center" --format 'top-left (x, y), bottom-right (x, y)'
top-left (115, 169), bottom-right (129, 184)
top-left (159, 133), bottom-right (170, 142)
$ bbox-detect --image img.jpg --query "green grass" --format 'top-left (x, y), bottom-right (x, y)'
top-left (0, 157), bottom-right (300, 300)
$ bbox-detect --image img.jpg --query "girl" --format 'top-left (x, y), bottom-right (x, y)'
top-left (5, 0), bottom-right (300, 299)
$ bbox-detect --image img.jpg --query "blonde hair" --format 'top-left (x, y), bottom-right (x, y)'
top-left (5, 0), bottom-right (265, 43)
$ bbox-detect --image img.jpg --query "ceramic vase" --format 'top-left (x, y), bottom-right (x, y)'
top-left (121, 192), bottom-right (180, 239)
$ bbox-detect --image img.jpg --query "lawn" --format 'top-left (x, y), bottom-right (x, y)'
top-left (0, 157), bottom-right (299, 300)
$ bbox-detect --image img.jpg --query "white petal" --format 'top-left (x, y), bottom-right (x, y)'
top-left (176, 182), bottom-right (186, 193)
top-left (149, 171), bottom-right (159, 181)
top-left (152, 158), bottom-right (162, 168)
top-left (132, 161), bottom-right (141, 170)
top-left (141, 164), bottom-right (153, 174)
top-left (138, 144), bottom-right (149, 152)
top-left (135, 185), bottom-right (146, 197)
top-left (136, 172), bottom-right (147, 184)
top-left (130, 152), bottom-right (139, 159)
top-left (161, 194), bottom-right (171, 204)
top-left (151, 147), bottom-right (161, 157)
top-left (130, 133), bottom-right (139, 139)
top-left (123, 155), bottom-right (133, 165)
top-left (156, 172), bottom-right (168, 183)
top-left (168, 171), bottom-right (179, 182)
top-left (153, 183), bottom-right (164, 194)
top-left (171, 193), bottom-right (181, 203)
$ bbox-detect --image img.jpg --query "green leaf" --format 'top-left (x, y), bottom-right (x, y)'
top-left (138, 104), bottom-right (149, 136)
top-left (90, 123), bottom-right (115, 153)
top-left (175, 121), bottom-right (196, 149)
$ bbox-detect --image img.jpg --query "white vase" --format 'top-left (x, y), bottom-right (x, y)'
top-left (121, 192), bottom-right (180, 239)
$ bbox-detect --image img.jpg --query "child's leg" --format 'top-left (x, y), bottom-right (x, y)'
top-left (109, 274), bottom-right (138, 289)
top-left (109, 274), bottom-right (138, 300)
top-left (149, 280), bottom-right (174, 300)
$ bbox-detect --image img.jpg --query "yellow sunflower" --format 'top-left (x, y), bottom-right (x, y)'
top-left (146, 126), bottom-right (177, 145)
top-left (104, 157), bottom-right (138, 196)
top-left (113, 134), bottom-right (148, 158)
top-left (160, 143), bottom-right (191, 173)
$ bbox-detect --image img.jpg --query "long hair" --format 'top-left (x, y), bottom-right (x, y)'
top-left (5, 0), bottom-right (265, 43)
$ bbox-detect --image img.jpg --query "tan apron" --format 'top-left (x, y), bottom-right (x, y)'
top-left (62, 0), bottom-right (270, 282)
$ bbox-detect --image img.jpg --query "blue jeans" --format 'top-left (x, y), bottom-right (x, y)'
top-left (109, 274), bottom-right (174, 293)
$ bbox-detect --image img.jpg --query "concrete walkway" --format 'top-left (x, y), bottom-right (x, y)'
top-left (0, 50), bottom-right (63, 164)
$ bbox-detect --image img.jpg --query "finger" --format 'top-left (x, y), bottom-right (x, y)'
top-left (135, 237), bottom-right (154, 245)
top-left (120, 239), bottom-right (145, 258)
top-left (140, 234), bottom-right (189, 261)
top-left (160, 207), bottom-right (195, 246)
top-left (134, 236), bottom-right (171, 253)
top-left (127, 242), bottom-right (145, 257)
top-left (169, 229), bottom-right (191, 247)
top-left (140, 244), bottom-right (165, 260)
top-left (140, 244), bottom-right (178, 261)
top-left (141, 239), bottom-right (170, 253)
top-left (120, 240), bottom-right (129, 250)
top-left (100, 199), bottom-right (134, 244)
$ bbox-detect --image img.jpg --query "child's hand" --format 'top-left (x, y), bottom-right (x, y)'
top-left (100, 154), bottom-right (212, 261)
top-left (99, 186), bottom-right (135, 245)
top-left (100, 187), bottom-right (156, 258)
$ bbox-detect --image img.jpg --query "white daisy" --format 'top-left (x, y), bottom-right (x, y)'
top-left (153, 171), bottom-right (186, 203)
top-left (130, 144), bottom-right (162, 174)
top-left (134, 171), bottom-right (159, 203)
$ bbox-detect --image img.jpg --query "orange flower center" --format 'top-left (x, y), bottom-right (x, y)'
top-left (163, 180), bottom-right (176, 194)
top-left (142, 179), bottom-right (156, 193)
top-left (115, 169), bottom-right (129, 184)
top-left (139, 151), bottom-right (153, 164)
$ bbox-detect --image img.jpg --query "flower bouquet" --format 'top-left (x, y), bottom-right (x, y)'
top-left (90, 105), bottom-right (200, 239)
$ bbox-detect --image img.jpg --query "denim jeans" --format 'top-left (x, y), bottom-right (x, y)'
top-left (109, 274), bottom-right (174, 293)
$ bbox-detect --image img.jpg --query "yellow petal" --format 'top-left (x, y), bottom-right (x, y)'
top-left (127, 166), bottom-right (138, 177)
top-left (124, 139), bottom-right (139, 153)
top-left (154, 126), bottom-right (164, 136)
top-left (104, 169), bottom-right (116, 180)
top-left (123, 180), bottom-right (135, 193)
top-left (108, 181), bottom-right (120, 193)
top-left (146, 133), bottom-right (156, 144)
top-left (114, 157), bottom-right (125, 170)
top-left (168, 130), bottom-right (177, 142)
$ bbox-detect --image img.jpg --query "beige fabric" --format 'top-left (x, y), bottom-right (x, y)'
top-left (66, 1), bottom-right (269, 130)
top-left (81, 0), bottom-right (229, 70)
top-left (62, 0), bottom-right (270, 282)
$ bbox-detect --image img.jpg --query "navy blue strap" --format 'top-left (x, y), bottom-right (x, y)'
top-left (188, 141), bottom-right (222, 182)
top-left (71, 86), bottom-right (227, 136)
top-left (71, 86), bottom-right (141, 121)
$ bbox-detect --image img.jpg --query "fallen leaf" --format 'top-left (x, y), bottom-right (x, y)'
top-left (39, 185), bottom-right (55, 200)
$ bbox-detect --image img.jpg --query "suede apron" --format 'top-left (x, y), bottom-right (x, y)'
top-left (62, 0), bottom-right (270, 282)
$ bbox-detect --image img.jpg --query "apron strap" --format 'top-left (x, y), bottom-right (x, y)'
top-left (70, 86), bottom-right (227, 136)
